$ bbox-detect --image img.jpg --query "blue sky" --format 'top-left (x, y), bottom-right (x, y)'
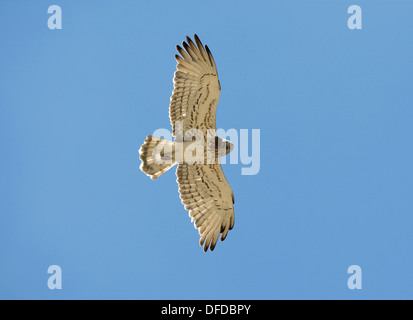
top-left (1, 0), bottom-right (412, 299)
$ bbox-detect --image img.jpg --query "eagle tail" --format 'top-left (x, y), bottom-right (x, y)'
top-left (139, 135), bottom-right (176, 180)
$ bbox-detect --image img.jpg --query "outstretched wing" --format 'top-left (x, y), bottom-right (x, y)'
top-left (176, 163), bottom-right (235, 252)
top-left (170, 34), bottom-right (221, 136)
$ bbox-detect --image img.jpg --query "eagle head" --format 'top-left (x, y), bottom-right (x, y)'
top-left (225, 140), bottom-right (234, 155)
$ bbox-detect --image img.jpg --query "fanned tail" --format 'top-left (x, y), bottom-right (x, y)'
top-left (139, 135), bottom-right (176, 180)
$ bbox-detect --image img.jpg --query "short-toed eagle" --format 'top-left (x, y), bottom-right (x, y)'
top-left (139, 35), bottom-right (235, 252)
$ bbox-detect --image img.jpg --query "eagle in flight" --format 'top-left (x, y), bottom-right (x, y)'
top-left (139, 35), bottom-right (235, 252)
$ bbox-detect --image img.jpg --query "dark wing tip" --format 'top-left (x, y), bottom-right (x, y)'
top-left (194, 34), bottom-right (203, 47)
top-left (176, 45), bottom-right (185, 57)
top-left (182, 41), bottom-right (190, 51)
top-left (186, 36), bottom-right (196, 46)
